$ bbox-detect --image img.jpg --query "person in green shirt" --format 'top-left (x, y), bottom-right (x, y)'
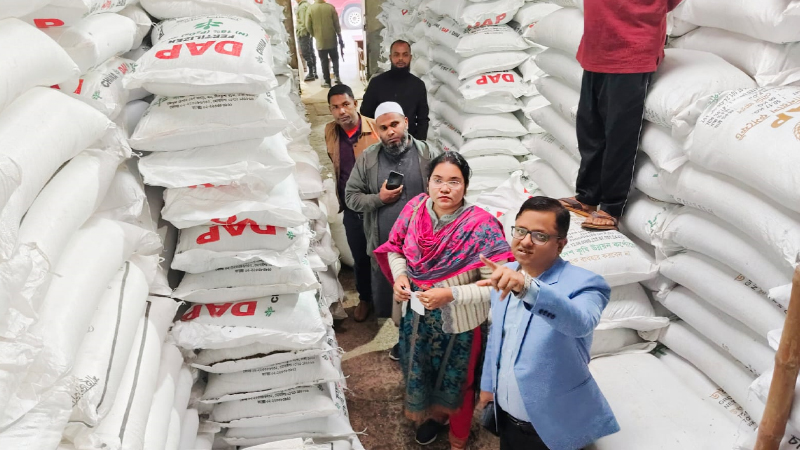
top-left (295, 0), bottom-right (317, 82)
top-left (306, 0), bottom-right (343, 88)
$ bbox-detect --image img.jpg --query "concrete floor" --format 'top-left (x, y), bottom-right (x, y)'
top-left (301, 48), bottom-right (501, 450)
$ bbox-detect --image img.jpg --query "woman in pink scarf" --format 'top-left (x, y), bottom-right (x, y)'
top-left (374, 152), bottom-right (513, 450)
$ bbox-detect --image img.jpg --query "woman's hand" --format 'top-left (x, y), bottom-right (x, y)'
top-left (394, 275), bottom-right (411, 302)
top-left (477, 255), bottom-right (526, 301)
top-left (417, 288), bottom-right (454, 310)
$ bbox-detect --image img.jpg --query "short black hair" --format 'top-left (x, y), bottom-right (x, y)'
top-left (428, 151), bottom-right (471, 187)
top-left (515, 197), bottom-right (570, 238)
top-left (327, 84), bottom-right (355, 104)
top-left (390, 39), bottom-right (411, 54)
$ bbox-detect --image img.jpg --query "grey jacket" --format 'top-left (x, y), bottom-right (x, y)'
top-left (344, 137), bottom-right (440, 259)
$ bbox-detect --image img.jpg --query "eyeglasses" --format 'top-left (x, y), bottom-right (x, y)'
top-left (510, 226), bottom-right (564, 245)
top-left (429, 178), bottom-right (463, 189)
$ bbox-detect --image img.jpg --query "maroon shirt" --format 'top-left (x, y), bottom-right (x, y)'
top-left (577, 0), bottom-right (683, 74)
top-left (337, 121), bottom-right (361, 208)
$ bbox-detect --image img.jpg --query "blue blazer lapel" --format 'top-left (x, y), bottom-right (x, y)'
top-left (513, 258), bottom-right (568, 359)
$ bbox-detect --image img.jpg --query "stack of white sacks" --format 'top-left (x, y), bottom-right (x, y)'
top-left (120, 0), bottom-right (360, 448)
top-left (0, 1), bottom-right (196, 450)
top-left (378, 0), bottom-right (568, 202)
top-left (478, 0), bottom-right (800, 448)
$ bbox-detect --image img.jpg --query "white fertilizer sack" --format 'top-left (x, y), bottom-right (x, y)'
top-left (68, 262), bottom-right (150, 427)
top-left (210, 383), bottom-right (339, 428)
top-left (172, 223), bottom-right (309, 274)
top-left (130, 91), bottom-right (288, 152)
top-left (522, 133), bottom-right (579, 190)
top-left (223, 413), bottom-right (356, 446)
top-left (639, 123), bottom-right (686, 173)
top-left (48, 13), bottom-right (137, 73)
top-left (597, 283), bottom-right (668, 332)
top-left (656, 207), bottom-right (792, 290)
top-left (670, 27), bottom-right (800, 87)
top-left (455, 25), bottom-right (529, 57)
top-left (127, 15), bottom-right (277, 96)
top-left (590, 328), bottom-right (656, 358)
top-left (657, 286), bottom-right (775, 377)
top-left (0, 88), bottom-right (111, 258)
top-left (660, 251), bottom-right (785, 337)
top-left (171, 292), bottom-right (327, 351)
top-left (202, 352), bottom-right (342, 403)
top-left (140, 0), bottom-right (266, 22)
top-left (0, 18), bottom-right (79, 110)
top-left (559, 214), bottom-right (658, 287)
top-left (161, 175), bottom-right (307, 229)
top-left (174, 259), bottom-right (319, 303)
top-left (678, 87), bottom-right (800, 215)
top-left (139, 135), bottom-right (295, 189)
top-left (55, 57), bottom-right (136, 119)
top-left (644, 49), bottom-right (756, 130)
top-left (527, 105), bottom-right (579, 157)
top-left (669, 0), bottom-right (800, 44)
top-left (527, 7), bottom-right (583, 56)
top-left (660, 163), bottom-right (800, 270)
top-left (589, 354), bottom-right (739, 450)
top-left (192, 344), bottom-right (333, 374)
top-left (534, 48), bottom-right (583, 91)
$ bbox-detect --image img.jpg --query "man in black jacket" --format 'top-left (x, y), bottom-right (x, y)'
top-left (360, 40), bottom-right (429, 140)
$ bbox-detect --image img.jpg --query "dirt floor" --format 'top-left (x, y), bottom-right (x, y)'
top-left (301, 50), bottom-right (500, 450)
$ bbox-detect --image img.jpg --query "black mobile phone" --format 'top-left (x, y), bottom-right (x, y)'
top-left (386, 171), bottom-right (404, 190)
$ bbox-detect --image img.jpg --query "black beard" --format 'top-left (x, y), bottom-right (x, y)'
top-left (384, 133), bottom-right (411, 156)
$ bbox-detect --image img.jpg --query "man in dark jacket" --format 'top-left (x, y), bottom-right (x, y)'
top-left (345, 102), bottom-right (440, 359)
top-left (360, 40), bottom-right (429, 140)
top-left (560, 0), bottom-right (682, 232)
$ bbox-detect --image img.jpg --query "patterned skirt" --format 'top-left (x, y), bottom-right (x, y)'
top-left (399, 300), bottom-right (480, 422)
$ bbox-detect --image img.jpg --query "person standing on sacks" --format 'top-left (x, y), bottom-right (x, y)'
top-left (360, 40), bottom-right (430, 140)
top-left (324, 84), bottom-right (381, 323)
top-left (560, 0), bottom-right (682, 231)
top-left (345, 101), bottom-right (440, 359)
top-left (477, 197), bottom-right (620, 450)
top-left (373, 152), bottom-right (514, 450)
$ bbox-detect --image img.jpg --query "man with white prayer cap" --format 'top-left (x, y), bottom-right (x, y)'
top-left (345, 101), bottom-right (441, 361)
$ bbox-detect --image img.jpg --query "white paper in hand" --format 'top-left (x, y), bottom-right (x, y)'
top-left (410, 291), bottom-right (425, 316)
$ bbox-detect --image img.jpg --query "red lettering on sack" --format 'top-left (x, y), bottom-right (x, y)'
top-left (402, 9), bottom-right (409, 15)
top-left (222, 221), bottom-right (249, 237)
top-left (215, 41), bottom-right (243, 57)
top-left (206, 303), bottom-right (233, 317)
top-left (73, 79), bottom-right (84, 95)
top-left (156, 44), bottom-right (182, 59)
top-left (187, 41), bottom-right (216, 56)
top-left (33, 18), bottom-right (65, 28)
top-left (254, 0), bottom-right (264, 3)
top-left (502, 73), bottom-right (515, 82)
top-left (250, 224), bottom-right (277, 235)
top-left (495, 13), bottom-right (507, 23)
top-left (488, 74), bottom-right (502, 83)
top-left (181, 305), bottom-right (202, 321)
top-left (441, 28), bottom-right (450, 33)
top-left (232, 301), bottom-right (257, 316)
top-left (197, 226), bottom-right (221, 244)
top-left (118, 63), bottom-right (129, 74)
top-left (212, 216), bottom-right (239, 225)
top-left (188, 183), bottom-right (215, 188)
top-left (476, 75), bottom-right (488, 85)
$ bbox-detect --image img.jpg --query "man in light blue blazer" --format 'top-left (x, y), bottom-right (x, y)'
top-left (477, 196), bottom-right (620, 450)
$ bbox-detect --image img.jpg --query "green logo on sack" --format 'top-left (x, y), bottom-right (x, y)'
top-left (195, 19), bottom-right (222, 30)
top-left (264, 307), bottom-right (275, 317)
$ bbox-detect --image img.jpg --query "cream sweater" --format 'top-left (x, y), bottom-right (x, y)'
top-left (388, 252), bottom-right (507, 334)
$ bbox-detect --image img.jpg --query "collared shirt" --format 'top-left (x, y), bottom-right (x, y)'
top-left (426, 198), bottom-right (471, 231)
top-left (337, 121), bottom-right (361, 206)
top-left (497, 277), bottom-right (541, 422)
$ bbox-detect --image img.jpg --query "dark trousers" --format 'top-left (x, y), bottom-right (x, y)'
top-left (371, 265), bottom-right (395, 319)
top-left (575, 71), bottom-right (651, 218)
top-left (297, 35), bottom-right (316, 73)
top-left (497, 406), bottom-right (550, 450)
top-left (318, 48), bottom-right (340, 84)
top-left (342, 208), bottom-right (372, 306)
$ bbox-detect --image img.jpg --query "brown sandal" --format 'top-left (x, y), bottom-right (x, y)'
top-left (559, 197), bottom-right (596, 217)
top-left (581, 210), bottom-right (619, 231)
